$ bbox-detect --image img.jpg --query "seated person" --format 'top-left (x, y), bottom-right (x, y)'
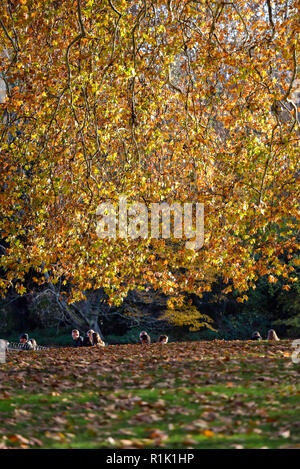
top-left (158, 334), bottom-right (168, 344)
top-left (19, 333), bottom-right (36, 350)
top-left (139, 331), bottom-right (151, 344)
top-left (251, 331), bottom-right (262, 341)
top-left (92, 332), bottom-right (105, 347)
top-left (83, 329), bottom-right (94, 346)
top-left (72, 329), bottom-right (84, 347)
top-left (267, 329), bottom-right (280, 341)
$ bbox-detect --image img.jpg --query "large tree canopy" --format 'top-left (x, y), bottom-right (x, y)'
top-left (0, 0), bottom-right (299, 306)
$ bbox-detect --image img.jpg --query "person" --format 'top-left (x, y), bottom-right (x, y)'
top-left (251, 331), bottom-right (262, 341)
top-left (92, 332), bottom-right (105, 347)
top-left (19, 333), bottom-right (36, 350)
top-left (72, 329), bottom-right (84, 347)
top-left (83, 329), bottom-right (94, 347)
top-left (30, 338), bottom-right (38, 350)
top-left (267, 329), bottom-right (280, 341)
top-left (158, 334), bottom-right (168, 344)
top-left (139, 331), bottom-right (151, 344)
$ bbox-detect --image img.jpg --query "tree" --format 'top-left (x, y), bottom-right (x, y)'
top-left (0, 0), bottom-right (299, 312)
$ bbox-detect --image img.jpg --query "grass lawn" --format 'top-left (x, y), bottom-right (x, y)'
top-left (0, 340), bottom-right (299, 449)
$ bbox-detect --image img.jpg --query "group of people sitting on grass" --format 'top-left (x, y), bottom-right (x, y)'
top-left (72, 329), bottom-right (106, 347)
top-left (11, 328), bottom-right (280, 351)
top-left (139, 331), bottom-right (168, 344)
top-left (136, 330), bottom-right (280, 344)
top-left (71, 329), bottom-right (169, 347)
top-left (252, 329), bottom-right (280, 341)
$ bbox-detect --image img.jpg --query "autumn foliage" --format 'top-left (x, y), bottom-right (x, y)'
top-left (0, 0), bottom-right (299, 306)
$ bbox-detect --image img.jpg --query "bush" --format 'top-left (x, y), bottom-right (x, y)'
top-left (218, 310), bottom-right (272, 340)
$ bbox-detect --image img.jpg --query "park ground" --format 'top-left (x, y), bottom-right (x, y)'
top-left (0, 340), bottom-right (299, 449)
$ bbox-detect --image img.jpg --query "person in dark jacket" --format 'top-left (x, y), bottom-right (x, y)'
top-left (19, 333), bottom-right (35, 350)
top-left (72, 329), bottom-right (84, 347)
top-left (139, 331), bottom-right (151, 344)
top-left (82, 329), bottom-right (94, 347)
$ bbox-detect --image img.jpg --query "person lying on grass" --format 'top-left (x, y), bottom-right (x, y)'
top-left (19, 334), bottom-right (37, 350)
top-left (72, 329), bottom-right (84, 347)
top-left (252, 331), bottom-right (262, 341)
top-left (83, 329), bottom-right (95, 346)
top-left (139, 331), bottom-right (151, 344)
top-left (92, 332), bottom-right (105, 347)
top-left (267, 329), bottom-right (280, 341)
top-left (158, 334), bottom-right (168, 344)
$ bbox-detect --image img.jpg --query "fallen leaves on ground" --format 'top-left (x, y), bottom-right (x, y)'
top-left (0, 340), bottom-right (299, 449)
